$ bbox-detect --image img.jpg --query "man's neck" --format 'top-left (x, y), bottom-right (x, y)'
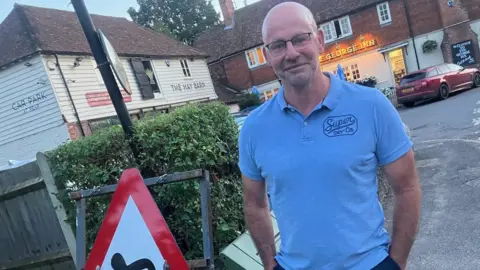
top-left (283, 73), bottom-right (331, 116)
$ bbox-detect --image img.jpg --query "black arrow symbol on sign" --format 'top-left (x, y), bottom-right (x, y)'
top-left (111, 253), bottom-right (156, 270)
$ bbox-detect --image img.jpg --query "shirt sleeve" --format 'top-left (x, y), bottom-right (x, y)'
top-left (238, 117), bottom-right (264, 181)
top-left (373, 90), bottom-right (413, 166)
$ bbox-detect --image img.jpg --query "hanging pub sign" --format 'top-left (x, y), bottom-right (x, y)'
top-left (319, 35), bottom-right (378, 63)
top-left (451, 40), bottom-right (477, 67)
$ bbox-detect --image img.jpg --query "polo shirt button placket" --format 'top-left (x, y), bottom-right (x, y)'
top-left (301, 118), bottom-right (313, 142)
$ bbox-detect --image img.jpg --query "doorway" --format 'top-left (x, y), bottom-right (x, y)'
top-left (388, 49), bottom-right (407, 85)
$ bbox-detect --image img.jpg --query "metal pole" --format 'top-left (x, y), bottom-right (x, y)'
top-left (71, 0), bottom-right (139, 159)
top-left (76, 199), bottom-right (86, 270)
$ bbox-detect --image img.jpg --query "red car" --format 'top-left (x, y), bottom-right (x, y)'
top-left (396, 63), bottom-right (480, 107)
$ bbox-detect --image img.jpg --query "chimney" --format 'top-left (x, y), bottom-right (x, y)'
top-left (219, 0), bottom-right (235, 28)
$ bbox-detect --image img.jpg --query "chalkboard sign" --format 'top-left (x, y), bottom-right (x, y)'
top-left (451, 40), bottom-right (477, 67)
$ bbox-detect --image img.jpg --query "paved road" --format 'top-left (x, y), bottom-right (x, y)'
top-left (398, 87), bottom-right (480, 142)
top-left (384, 88), bottom-right (480, 269)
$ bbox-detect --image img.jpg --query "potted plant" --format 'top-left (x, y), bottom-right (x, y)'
top-left (422, 40), bottom-right (438, 53)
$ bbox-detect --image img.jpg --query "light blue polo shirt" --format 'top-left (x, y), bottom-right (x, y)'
top-left (238, 73), bottom-right (413, 269)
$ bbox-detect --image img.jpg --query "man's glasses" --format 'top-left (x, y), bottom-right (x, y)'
top-left (265, 32), bottom-right (313, 57)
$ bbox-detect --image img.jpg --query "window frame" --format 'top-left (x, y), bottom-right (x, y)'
top-left (338, 16), bottom-right (352, 37)
top-left (142, 60), bottom-right (161, 93)
top-left (320, 16), bottom-right (353, 44)
top-left (350, 63), bottom-right (361, 80)
top-left (321, 23), bottom-right (336, 43)
top-left (245, 46), bottom-right (267, 69)
top-left (377, 2), bottom-right (392, 25)
top-left (180, 59), bottom-right (192, 78)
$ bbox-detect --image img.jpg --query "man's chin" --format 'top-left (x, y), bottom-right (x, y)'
top-left (284, 74), bottom-right (311, 89)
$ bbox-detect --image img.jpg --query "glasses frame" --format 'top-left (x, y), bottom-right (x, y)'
top-left (265, 32), bottom-right (314, 56)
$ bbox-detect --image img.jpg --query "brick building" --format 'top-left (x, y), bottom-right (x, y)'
top-left (195, 0), bottom-right (480, 111)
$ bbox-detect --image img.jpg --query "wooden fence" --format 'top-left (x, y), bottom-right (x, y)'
top-left (0, 153), bottom-right (76, 270)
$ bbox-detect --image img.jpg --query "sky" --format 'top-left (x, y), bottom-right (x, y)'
top-left (0, 0), bottom-right (261, 23)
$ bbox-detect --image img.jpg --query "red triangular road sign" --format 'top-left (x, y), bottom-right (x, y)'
top-left (84, 168), bottom-right (189, 270)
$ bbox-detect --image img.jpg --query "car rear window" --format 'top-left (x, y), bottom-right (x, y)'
top-left (400, 72), bottom-right (427, 85)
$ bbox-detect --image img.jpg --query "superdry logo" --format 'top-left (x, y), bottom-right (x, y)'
top-left (323, 114), bottom-right (358, 137)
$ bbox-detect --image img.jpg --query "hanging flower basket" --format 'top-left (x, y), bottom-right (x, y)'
top-left (422, 40), bottom-right (438, 53)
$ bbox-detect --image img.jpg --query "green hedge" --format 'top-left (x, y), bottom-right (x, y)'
top-left (238, 92), bottom-right (262, 111)
top-left (47, 102), bottom-right (245, 260)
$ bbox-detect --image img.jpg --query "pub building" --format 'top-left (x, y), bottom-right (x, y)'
top-left (320, 34), bottom-right (411, 88)
top-left (195, 0), bottom-right (480, 111)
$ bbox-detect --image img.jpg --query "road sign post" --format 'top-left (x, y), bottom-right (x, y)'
top-left (70, 169), bottom-right (215, 270)
top-left (70, 0), bottom-right (139, 159)
top-left (84, 169), bottom-right (189, 270)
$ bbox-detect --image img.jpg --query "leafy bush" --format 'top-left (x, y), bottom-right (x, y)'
top-left (355, 75), bottom-right (378, 87)
top-left (47, 102), bottom-right (245, 260)
top-left (238, 92), bottom-right (262, 111)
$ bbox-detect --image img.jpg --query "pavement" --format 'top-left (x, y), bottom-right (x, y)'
top-left (383, 87), bottom-right (480, 269)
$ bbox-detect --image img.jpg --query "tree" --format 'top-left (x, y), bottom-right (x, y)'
top-left (128, 0), bottom-right (220, 45)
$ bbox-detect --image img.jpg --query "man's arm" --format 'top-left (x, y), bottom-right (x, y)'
top-left (383, 149), bottom-right (421, 269)
top-left (242, 175), bottom-right (277, 269)
top-left (372, 90), bottom-right (421, 269)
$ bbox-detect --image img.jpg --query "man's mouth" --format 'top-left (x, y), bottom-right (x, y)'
top-left (285, 64), bottom-right (305, 71)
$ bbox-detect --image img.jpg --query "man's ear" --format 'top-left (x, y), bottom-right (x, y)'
top-left (262, 46), bottom-right (272, 67)
top-left (316, 28), bottom-right (325, 54)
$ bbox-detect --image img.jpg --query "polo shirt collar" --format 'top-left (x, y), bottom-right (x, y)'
top-left (276, 72), bottom-right (342, 111)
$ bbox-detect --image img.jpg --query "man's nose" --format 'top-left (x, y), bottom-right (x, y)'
top-left (284, 41), bottom-right (300, 60)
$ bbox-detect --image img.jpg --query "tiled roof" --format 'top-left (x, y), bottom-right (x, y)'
top-left (194, 0), bottom-right (385, 63)
top-left (0, 4), bottom-right (207, 67)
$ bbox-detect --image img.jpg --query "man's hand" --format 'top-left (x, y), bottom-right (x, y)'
top-left (384, 149), bottom-right (421, 269)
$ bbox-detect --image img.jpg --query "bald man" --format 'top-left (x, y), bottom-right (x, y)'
top-left (238, 2), bottom-right (421, 270)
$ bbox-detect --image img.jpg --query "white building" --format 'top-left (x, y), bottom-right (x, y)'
top-left (0, 4), bottom-right (218, 164)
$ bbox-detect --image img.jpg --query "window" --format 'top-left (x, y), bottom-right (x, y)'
top-left (130, 58), bottom-right (160, 99)
top-left (260, 88), bottom-right (279, 102)
top-left (340, 64), bottom-right (360, 81)
top-left (448, 64), bottom-right (463, 71)
top-left (180, 59), bottom-right (192, 77)
top-left (427, 69), bottom-right (439, 77)
top-left (351, 64), bottom-right (361, 80)
top-left (377, 2), bottom-right (392, 25)
top-left (400, 73), bottom-right (427, 85)
top-left (245, 47), bottom-right (266, 69)
top-left (320, 16), bottom-right (352, 43)
top-left (437, 65), bottom-right (450, 74)
top-left (142, 61), bottom-right (160, 93)
top-left (322, 24), bottom-right (335, 43)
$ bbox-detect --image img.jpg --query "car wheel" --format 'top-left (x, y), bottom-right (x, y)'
top-left (473, 73), bottom-right (480, 88)
top-left (438, 83), bottom-right (449, 100)
top-left (402, 102), bottom-right (415, 108)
